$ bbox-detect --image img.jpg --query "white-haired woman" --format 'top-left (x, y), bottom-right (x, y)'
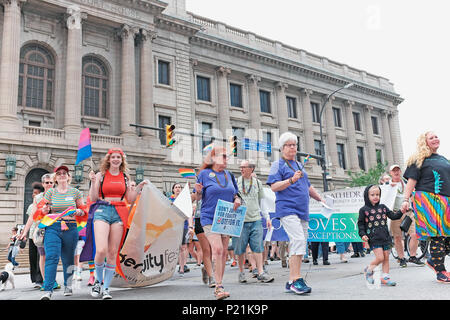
top-left (401, 131), bottom-right (450, 283)
top-left (266, 132), bottom-right (325, 295)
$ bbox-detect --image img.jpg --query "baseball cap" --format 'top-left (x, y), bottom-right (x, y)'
top-left (389, 164), bottom-right (401, 171)
top-left (54, 165), bottom-right (69, 173)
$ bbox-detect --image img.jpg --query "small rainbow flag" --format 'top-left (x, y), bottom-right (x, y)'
top-left (178, 168), bottom-right (196, 178)
top-left (38, 207), bottom-right (77, 229)
top-left (303, 154), bottom-right (311, 165)
top-left (203, 143), bottom-right (214, 153)
top-left (75, 128), bottom-right (92, 165)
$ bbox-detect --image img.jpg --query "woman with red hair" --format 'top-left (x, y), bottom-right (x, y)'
top-left (194, 145), bottom-right (242, 300)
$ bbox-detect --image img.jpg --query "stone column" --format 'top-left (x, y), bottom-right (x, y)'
top-left (216, 66), bottom-right (231, 137)
top-left (64, 5), bottom-right (85, 133)
top-left (119, 24), bottom-right (139, 137)
top-left (140, 29), bottom-right (157, 137)
top-left (0, 0), bottom-right (26, 130)
top-left (344, 100), bottom-right (360, 171)
top-left (300, 89), bottom-right (315, 155)
top-left (324, 97), bottom-right (339, 169)
top-left (388, 109), bottom-right (404, 165)
top-left (363, 105), bottom-right (377, 168)
top-left (246, 74), bottom-right (261, 163)
top-left (275, 82), bottom-right (289, 134)
top-left (380, 110), bottom-right (394, 166)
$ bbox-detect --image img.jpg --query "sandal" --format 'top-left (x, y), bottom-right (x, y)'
top-left (214, 286), bottom-right (230, 300)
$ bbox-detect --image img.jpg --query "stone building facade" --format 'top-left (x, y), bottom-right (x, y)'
top-left (0, 0), bottom-right (403, 237)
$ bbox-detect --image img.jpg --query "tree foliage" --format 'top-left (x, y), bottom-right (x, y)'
top-left (347, 161), bottom-right (388, 187)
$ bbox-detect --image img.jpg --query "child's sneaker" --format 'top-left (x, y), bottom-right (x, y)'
top-left (436, 271), bottom-right (450, 283)
top-left (380, 276), bottom-right (396, 286)
top-left (364, 267), bottom-right (374, 284)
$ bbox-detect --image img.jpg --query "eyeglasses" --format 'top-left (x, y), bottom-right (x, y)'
top-left (239, 166), bottom-right (250, 169)
top-left (284, 144), bottom-right (297, 148)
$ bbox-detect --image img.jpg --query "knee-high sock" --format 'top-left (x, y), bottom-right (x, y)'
top-left (103, 264), bottom-right (116, 290)
top-left (88, 261), bottom-right (95, 276)
top-left (95, 262), bottom-right (105, 283)
top-left (429, 237), bottom-right (447, 272)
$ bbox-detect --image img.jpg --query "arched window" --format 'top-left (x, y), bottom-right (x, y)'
top-left (82, 56), bottom-right (108, 118)
top-left (18, 43), bottom-right (55, 110)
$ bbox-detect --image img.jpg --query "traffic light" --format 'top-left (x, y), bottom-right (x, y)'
top-left (229, 135), bottom-right (237, 157)
top-left (165, 124), bottom-right (175, 147)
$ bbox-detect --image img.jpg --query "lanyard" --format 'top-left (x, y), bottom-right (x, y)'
top-left (282, 157), bottom-right (303, 173)
top-left (214, 171), bottom-right (229, 188)
top-left (241, 177), bottom-right (253, 195)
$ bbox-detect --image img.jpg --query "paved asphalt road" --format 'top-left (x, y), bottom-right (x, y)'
top-left (1, 251), bottom-right (449, 302)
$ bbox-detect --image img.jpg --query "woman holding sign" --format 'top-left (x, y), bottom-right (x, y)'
top-left (194, 146), bottom-right (242, 300)
top-left (401, 131), bottom-right (450, 283)
top-left (267, 132), bottom-right (325, 295)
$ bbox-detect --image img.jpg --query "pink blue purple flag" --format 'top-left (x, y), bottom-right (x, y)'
top-left (75, 128), bottom-right (92, 165)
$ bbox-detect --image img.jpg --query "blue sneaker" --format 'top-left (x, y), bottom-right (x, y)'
top-left (289, 278), bottom-right (312, 295)
top-left (364, 267), bottom-right (374, 285)
top-left (285, 281), bottom-right (291, 293)
top-left (436, 272), bottom-right (450, 283)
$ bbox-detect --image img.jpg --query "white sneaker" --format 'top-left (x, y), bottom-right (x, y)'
top-left (40, 292), bottom-right (52, 300)
top-left (102, 288), bottom-right (112, 300)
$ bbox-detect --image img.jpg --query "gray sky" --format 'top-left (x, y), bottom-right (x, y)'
top-left (186, 0), bottom-right (450, 163)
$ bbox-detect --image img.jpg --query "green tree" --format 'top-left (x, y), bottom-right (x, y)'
top-left (347, 161), bottom-right (388, 187)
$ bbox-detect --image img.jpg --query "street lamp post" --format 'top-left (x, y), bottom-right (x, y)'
top-left (319, 82), bottom-right (355, 191)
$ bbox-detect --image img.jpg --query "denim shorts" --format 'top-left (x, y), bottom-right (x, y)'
top-left (234, 220), bottom-right (264, 255)
top-left (371, 243), bottom-right (391, 251)
top-left (93, 204), bottom-right (122, 225)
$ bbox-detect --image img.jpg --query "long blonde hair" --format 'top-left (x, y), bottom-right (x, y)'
top-left (99, 148), bottom-right (129, 175)
top-left (406, 131), bottom-right (434, 169)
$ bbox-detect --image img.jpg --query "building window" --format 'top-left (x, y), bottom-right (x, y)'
top-left (353, 112), bottom-right (362, 131)
top-left (333, 107), bottom-right (342, 128)
top-left (28, 121), bottom-right (41, 127)
top-left (18, 43), bottom-right (55, 110)
top-left (82, 56), bottom-right (109, 118)
top-left (260, 90), bottom-right (271, 113)
top-left (376, 149), bottom-right (383, 164)
top-left (197, 76), bottom-right (211, 102)
top-left (337, 143), bottom-right (346, 169)
top-left (158, 115), bottom-right (171, 145)
top-left (287, 96), bottom-right (297, 119)
top-left (158, 60), bottom-right (170, 85)
top-left (314, 139), bottom-right (322, 165)
top-left (357, 146), bottom-right (366, 171)
top-left (201, 122), bottom-right (213, 151)
top-left (230, 83), bottom-right (243, 108)
top-left (311, 102), bottom-right (320, 123)
top-left (263, 131), bottom-right (272, 160)
top-left (371, 116), bottom-right (379, 135)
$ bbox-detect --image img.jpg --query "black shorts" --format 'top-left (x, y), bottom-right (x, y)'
top-left (194, 218), bottom-right (204, 235)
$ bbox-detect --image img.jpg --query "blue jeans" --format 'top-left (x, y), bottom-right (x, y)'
top-left (234, 220), bottom-right (264, 255)
top-left (7, 249), bottom-right (19, 266)
top-left (43, 221), bottom-right (78, 292)
top-left (336, 242), bottom-right (350, 254)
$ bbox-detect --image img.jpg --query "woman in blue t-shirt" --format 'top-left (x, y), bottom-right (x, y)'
top-left (194, 146), bottom-right (241, 300)
top-left (267, 132), bottom-right (325, 295)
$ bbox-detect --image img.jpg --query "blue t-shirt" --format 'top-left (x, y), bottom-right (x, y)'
top-left (197, 168), bottom-right (239, 226)
top-left (266, 158), bottom-right (311, 221)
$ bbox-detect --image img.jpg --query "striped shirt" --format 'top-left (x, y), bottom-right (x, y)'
top-left (43, 187), bottom-right (82, 214)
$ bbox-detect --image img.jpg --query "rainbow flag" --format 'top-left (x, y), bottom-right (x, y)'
top-left (178, 168), bottom-right (196, 178)
top-left (38, 207), bottom-right (77, 229)
top-left (303, 154), bottom-right (311, 165)
top-left (203, 143), bottom-right (213, 153)
top-left (75, 128), bottom-right (92, 165)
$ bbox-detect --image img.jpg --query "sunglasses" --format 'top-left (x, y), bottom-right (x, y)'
top-left (44, 181), bottom-right (54, 184)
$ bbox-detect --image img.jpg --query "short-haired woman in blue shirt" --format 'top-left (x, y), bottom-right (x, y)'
top-left (194, 145), bottom-right (241, 300)
top-left (267, 132), bottom-right (325, 295)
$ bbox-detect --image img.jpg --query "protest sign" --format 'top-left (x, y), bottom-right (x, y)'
top-left (211, 199), bottom-right (247, 237)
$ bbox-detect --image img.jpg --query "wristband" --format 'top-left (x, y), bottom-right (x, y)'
top-left (289, 178), bottom-right (294, 185)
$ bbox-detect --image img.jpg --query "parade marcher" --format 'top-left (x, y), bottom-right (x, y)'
top-left (311, 241), bottom-right (330, 265)
top-left (236, 160), bottom-right (273, 283)
top-left (401, 131), bottom-right (450, 283)
top-left (358, 185), bottom-right (404, 286)
top-left (23, 182), bottom-right (44, 287)
top-left (83, 148), bottom-right (147, 299)
top-left (194, 145), bottom-right (242, 300)
top-left (36, 166), bottom-right (89, 300)
top-left (388, 164), bottom-right (424, 267)
top-left (170, 183), bottom-right (194, 276)
top-left (6, 227), bottom-right (20, 268)
top-left (20, 174), bottom-right (58, 290)
top-left (267, 132), bottom-right (325, 295)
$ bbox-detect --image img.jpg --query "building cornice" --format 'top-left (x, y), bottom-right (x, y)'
top-left (155, 13), bottom-right (203, 36)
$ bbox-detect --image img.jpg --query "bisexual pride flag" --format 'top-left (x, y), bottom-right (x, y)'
top-left (75, 128), bottom-right (92, 165)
